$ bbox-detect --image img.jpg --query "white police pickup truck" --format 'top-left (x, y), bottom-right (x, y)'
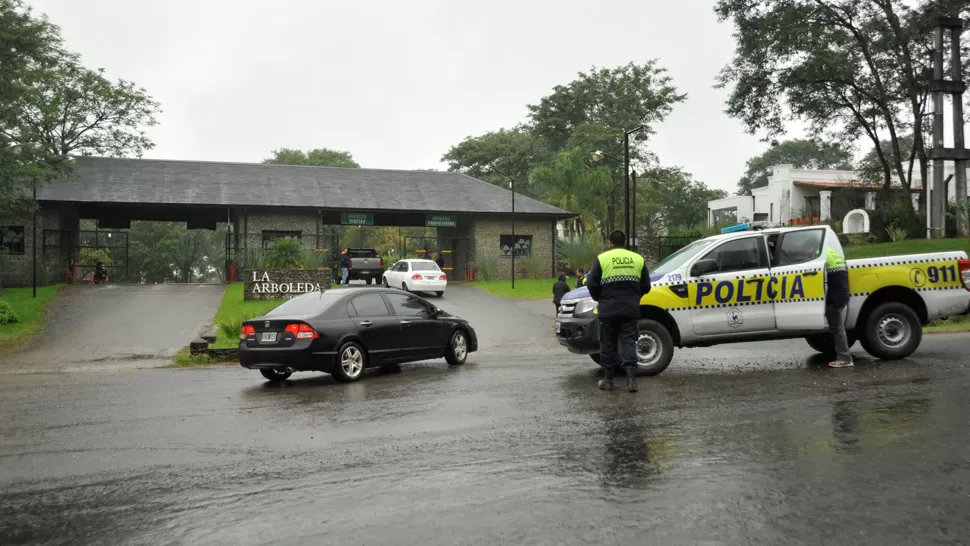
top-left (555, 223), bottom-right (970, 376)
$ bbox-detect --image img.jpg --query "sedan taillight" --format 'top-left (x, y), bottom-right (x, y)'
top-left (241, 325), bottom-right (255, 340)
top-left (439, 275), bottom-right (447, 280)
top-left (411, 274), bottom-right (422, 280)
top-left (284, 323), bottom-right (319, 339)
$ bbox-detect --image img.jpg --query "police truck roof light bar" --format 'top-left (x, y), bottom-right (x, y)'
top-left (720, 221), bottom-right (768, 234)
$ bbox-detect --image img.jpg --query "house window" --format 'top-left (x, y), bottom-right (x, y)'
top-left (261, 230), bottom-right (301, 248)
top-left (770, 203), bottom-right (774, 222)
top-left (1, 226), bottom-right (26, 255)
top-left (499, 234), bottom-right (532, 257)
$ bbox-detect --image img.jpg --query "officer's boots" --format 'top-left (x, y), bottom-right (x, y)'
top-left (626, 367), bottom-right (638, 392)
top-left (597, 367), bottom-right (614, 391)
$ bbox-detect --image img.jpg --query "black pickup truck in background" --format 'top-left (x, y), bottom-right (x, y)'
top-left (338, 248), bottom-right (385, 284)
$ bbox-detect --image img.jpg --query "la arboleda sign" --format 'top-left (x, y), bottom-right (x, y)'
top-left (245, 270), bottom-right (330, 300)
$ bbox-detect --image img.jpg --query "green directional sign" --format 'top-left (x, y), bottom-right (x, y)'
top-left (426, 215), bottom-right (457, 228)
top-left (341, 212), bottom-right (374, 226)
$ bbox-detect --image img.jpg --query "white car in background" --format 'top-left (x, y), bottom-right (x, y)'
top-left (382, 259), bottom-right (448, 296)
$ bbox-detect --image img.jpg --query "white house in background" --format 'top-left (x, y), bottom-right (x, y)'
top-left (708, 163), bottom-right (970, 231)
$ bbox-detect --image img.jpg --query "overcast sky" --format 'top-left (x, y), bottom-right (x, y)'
top-left (29, 0), bottom-right (817, 194)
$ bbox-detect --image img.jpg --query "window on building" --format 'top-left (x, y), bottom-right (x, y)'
top-left (770, 203), bottom-right (774, 222)
top-left (1, 226), bottom-right (26, 255)
top-left (261, 230), bottom-right (301, 248)
top-left (499, 234), bottom-right (532, 257)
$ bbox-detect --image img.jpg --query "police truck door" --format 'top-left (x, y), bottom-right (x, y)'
top-left (768, 228), bottom-right (827, 331)
top-left (688, 235), bottom-right (775, 336)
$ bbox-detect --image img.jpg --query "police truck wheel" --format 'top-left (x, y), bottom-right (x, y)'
top-left (859, 302), bottom-right (922, 360)
top-left (620, 319), bottom-right (674, 377)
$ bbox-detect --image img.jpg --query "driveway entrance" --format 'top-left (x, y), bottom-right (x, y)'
top-left (2, 284), bottom-right (225, 369)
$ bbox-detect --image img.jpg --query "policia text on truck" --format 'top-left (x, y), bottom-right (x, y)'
top-left (554, 223), bottom-right (970, 377)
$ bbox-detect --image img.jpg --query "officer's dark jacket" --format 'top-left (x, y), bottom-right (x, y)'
top-left (825, 247), bottom-right (849, 308)
top-left (586, 247), bottom-right (651, 318)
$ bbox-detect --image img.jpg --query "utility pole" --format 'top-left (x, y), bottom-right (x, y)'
top-left (929, 10), bottom-right (968, 238)
top-left (950, 13), bottom-right (967, 237)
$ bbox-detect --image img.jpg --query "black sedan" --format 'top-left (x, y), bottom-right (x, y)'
top-left (238, 287), bottom-right (478, 383)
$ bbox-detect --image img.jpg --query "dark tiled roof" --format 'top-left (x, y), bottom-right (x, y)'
top-left (35, 157), bottom-right (574, 217)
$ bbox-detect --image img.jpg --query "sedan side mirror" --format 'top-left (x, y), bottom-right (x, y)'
top-left (690, 259), bottom-right (719, 277)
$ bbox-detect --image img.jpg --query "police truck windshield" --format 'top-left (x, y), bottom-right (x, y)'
top-left (650, 239), bottom-right (712, 275)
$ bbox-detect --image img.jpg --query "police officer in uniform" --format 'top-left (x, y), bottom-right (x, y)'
top-left (586, 230), bottom-right (652, 392)
top-left (825, 245), bottom-right (852, 367)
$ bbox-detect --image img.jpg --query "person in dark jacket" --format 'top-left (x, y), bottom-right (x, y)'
top-left (339, 248), bottom-right (351, 286)
top-left (586, 230), bottom-right (651, 392)
top-left (553, 274), bottom-right (570, 314)
top-left (825, 246), bottom-right (852, 367)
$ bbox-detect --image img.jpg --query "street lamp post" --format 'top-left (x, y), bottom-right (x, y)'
top-left (623, 126), bottom-right (647, 249)
top-left (510, 178), bottom-right (515, 289)
top-left (631, 171), bottom-right (637, 250)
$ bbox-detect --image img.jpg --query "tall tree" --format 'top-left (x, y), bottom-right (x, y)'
top-left (264, 148), bottom-right (360, 168)
top-left (15, 63), bottom-right (161, 160)
top-left (527, 62), bottom-right (686, 166)
top-left (2, 1), bottom-right (162, 219)
top-left (441, 126), bottom-right (552, 198)
top-left (529, 149), bottom-right (612, 238)
top-left (636, 167), bottom-right (727, 238)
top-left (736, 139), bottom-right (855, 195)
top-left (0, 0), bottom-right (64, 217)
top-left (715, 0), bottom-right (970, 195)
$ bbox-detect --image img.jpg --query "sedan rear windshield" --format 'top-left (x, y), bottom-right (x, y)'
top-left (411, 262), bottom-right (440, 271)
top-left (264, 290), bottom-right (340, 317)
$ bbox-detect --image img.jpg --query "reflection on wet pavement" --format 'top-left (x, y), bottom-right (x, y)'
top-left (1, 335), bottom-right (970, 544)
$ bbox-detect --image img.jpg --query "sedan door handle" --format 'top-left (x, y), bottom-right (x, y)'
top-left (399, 320), bottom-right (412, 325)
top-left (359, 320), bottom-right (373, 327)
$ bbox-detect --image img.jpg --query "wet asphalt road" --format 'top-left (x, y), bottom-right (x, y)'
top-left (3, 333), bottom-right (970, 545)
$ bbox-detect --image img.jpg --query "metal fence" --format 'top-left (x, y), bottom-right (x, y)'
top-left (42, 229), bottom-right (129, 284)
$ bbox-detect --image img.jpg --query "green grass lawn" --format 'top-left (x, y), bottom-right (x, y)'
top-left (844, 238), bottom-right (970, 259)
top-left (0, 285), bottom-right (65, 352)
top-left (466, 278), bottom-right (560, 300)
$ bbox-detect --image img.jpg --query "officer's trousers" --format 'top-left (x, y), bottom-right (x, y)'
top-left (599, 317), bottom-right (638, 371)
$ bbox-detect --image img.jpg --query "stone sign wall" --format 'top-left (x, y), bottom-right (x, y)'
top-left (244, 269), bottom-right (331, 300)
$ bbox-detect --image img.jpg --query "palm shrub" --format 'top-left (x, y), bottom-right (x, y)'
top-left (217, 316), bottom-right (243, 342)
top-left (557, 235), bottom-right (604, 274)
top-left (473, 249), bottom-right (502, 281)
top-left (243, 247), bottom-right (266, 271)
top-left (265, 238), bottom-right (303, 269)
top-left (302, 248), bottom-right (328, 270)
top-left (522, 252), bottom-right (545, 279)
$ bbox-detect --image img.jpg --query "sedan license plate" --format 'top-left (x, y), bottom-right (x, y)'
top-left (555, 320), bottom-right (561, 334)
top-left (361, 270), bottom-right (371, 274)
top-left (260, 332), bottom-right (278, 343)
